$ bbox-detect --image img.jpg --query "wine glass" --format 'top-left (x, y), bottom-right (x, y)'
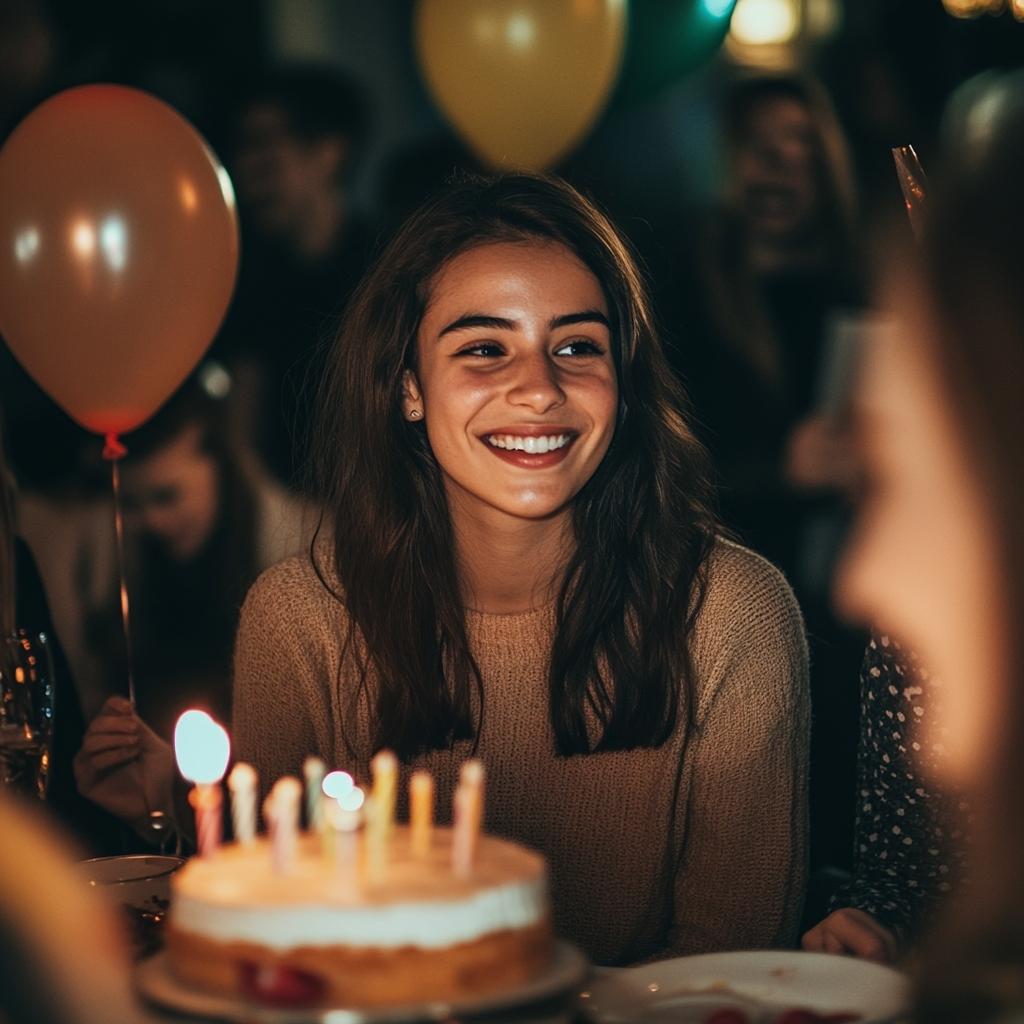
top-left (0, 631), bottom-right (56, 800)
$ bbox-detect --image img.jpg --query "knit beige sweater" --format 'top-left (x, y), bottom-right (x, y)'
top-left (233, 539), bottom-right (809, 966)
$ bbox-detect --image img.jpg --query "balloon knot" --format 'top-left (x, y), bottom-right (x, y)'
top-left (102, 433), bottom-right (128, 461)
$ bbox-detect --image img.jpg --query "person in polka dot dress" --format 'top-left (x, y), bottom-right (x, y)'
top-left (802, 633), bottom-right (969, 961)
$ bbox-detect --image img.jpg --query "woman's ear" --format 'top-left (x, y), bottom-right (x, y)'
top-left (401, 370), bottom-right (424, 421)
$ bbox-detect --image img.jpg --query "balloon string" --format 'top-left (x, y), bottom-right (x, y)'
top-left (108, 442), bottom-right (156, 836)
top-left (108, 447), bottom-right (136, 709)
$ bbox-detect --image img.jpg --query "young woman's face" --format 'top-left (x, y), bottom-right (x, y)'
top-left (408, 239), bottom-right (618, 528)
top-left (835, 282), bottom-right (1005, 789)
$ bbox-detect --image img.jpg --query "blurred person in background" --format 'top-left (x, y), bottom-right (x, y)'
top-left (836, 105), bottom-right (1024, 1020)
top-left (662, 72), bottom-right (867, 886)
top-left (84, 366), bottom-right (309, 737)
top-left (214, 64), bottom-right (375, 491)
top-left (75, 367), bottom-right (309, 832)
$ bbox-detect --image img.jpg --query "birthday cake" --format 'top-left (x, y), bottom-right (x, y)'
top-left (165, 825), bottom-right (553, 1009)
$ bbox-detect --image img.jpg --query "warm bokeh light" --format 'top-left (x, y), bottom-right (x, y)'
top-left (174, 710), bottom-right (231, 784)
top-left (69, 219), bottom-right (96, 259)
top-left (729, 0), bottom-right (799, 45)
top-left (942, 0), bottom-right (1010, 15)
top-left (322, 770), bottom-right (354, 799)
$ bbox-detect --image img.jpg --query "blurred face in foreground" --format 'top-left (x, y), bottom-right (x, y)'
top-left (836, 278), bottom-right (1006, 790)
top-left (406, 240), bottom-right (618, 532)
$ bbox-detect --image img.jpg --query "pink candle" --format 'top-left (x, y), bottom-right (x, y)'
top-left (173, 710), bottom-right (230, 858)
top-left (266, 777), bottom-right (302, 875)
top-left (452, 759), bottom-right (484, 878)
top-left (190, 784), bottom-right (221, 856)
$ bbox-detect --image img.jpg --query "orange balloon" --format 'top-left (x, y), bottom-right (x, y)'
top-left (0, 85), bottom-right (238, 437)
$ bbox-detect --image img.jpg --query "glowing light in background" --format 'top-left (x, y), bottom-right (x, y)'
top-left (506, 12), bottom-right (536, 50)
top-left (99, 215), bottom-right (127, 272)
top-left (14, 226), bottom-right (40, 265)
top-left (942, 0), bottom-right (1014, 15)
top-left (70, 219), bottom-right (96, 259)
top-left (729, 0), bottom-right (799, 45)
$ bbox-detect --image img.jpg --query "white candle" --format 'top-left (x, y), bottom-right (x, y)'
top-left (266, 776), bottom-right (302, 875)
top-left (173, 710), bottom-right (231, 858)
top-left (327, 785), bottom-right (365, 893)
top-left (227, 762), bottom-right (258, 845)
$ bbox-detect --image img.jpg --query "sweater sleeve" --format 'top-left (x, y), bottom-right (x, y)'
top-left (665, 551), bottom-right (810, 955)
top-left (232, 560), bottom-right (326, 794)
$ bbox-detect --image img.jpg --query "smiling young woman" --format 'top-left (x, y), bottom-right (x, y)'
top-left (232, 174), bottom-right (810, 964)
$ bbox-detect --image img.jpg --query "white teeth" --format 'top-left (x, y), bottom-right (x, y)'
top-left (486, 434), bottom-right (571, 452)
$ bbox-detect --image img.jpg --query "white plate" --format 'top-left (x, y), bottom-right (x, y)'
top-left (136, 940), bottom-right (587, 1023)
top-left (578, 950), bottom-right (910, 1023)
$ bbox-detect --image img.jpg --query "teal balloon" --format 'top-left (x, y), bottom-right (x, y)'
top-left (614, 0), bottom-right (737, 104)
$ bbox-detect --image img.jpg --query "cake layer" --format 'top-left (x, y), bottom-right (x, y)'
top-left (170, 828), bottom-right (548, 951)
top-left (166, 919), bottom-right (554, 1007)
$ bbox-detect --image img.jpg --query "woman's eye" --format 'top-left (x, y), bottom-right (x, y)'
top-left (455, 342), bottom-right (505, 358)
top-left (554, 338), bottom-right (604, 357)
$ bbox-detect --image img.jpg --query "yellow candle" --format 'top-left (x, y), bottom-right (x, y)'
top-left (410, 771), bottom-right (434, 857)
top-left (371, 749), bottom-right (397, 842)
top-left (366, 750), bottom-right (398, 885)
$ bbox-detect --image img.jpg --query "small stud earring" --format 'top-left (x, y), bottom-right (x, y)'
top-left (409, 409), bottom-right (421, 420)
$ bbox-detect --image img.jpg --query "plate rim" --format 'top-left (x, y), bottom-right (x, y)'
top-left (136, 939), bottom-right (588, 1022)
top-left (579, 949), bottom-right (910, 1024)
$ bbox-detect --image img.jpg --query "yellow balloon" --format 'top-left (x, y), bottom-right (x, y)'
top-left (415, 0), bottom-right (626, 171)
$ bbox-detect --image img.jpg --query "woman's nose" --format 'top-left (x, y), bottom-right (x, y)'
top-left (507, 352), bottom-right (566, 414)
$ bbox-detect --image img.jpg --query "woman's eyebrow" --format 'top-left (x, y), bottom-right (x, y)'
top-left (438, 309), bottom-right (610, 337)
top-left (439, 314), bottom-right (515, 337)
top-left (550, 310), bottom-right (610, 330)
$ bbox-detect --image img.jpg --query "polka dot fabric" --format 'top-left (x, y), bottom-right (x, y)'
top-left (829, 634), bottom-right (970, 943)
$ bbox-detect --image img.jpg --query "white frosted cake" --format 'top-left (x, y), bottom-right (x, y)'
top-left (166, 825), bottom-right (552, 1008)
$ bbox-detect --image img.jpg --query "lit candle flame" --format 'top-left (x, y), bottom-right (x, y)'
top-left (174, 710), bottom-right (230, 784)
top-left (322, 770), bottom-right (354, 799)
top-left (338, 785), bottom-right (365, 813)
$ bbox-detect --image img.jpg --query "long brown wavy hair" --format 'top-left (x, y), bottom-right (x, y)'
top-left (308, 174), bottom-right (717, 759)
